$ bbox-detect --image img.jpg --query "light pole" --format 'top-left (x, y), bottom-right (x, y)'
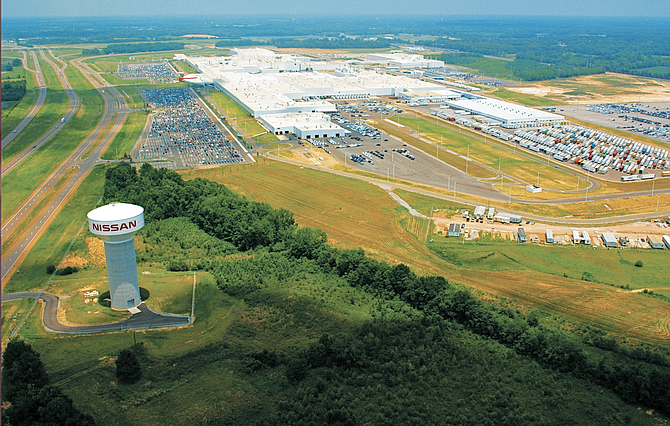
top-left (392, 163), bottom-right (395, 179)
top-left (651, 179), bottom-right (655, 196)
top-left (466, 145), bottom-right (470, 175)
top-left (657, 195), bottom-right (660, 212)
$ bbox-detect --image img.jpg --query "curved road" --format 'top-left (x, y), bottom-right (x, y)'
top-left (1, 50), bottom-right (47, 149)
top-left (2, 292), bottom-right (190, 334)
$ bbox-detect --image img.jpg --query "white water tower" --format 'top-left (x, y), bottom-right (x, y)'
top-left (87, 203), bottom-right (144, 310)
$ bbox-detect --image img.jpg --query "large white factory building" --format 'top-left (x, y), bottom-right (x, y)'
top-left (176, 48), bottom-right (564, 135)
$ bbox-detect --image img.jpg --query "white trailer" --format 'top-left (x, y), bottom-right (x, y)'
top-left (582, 230), bottom-right (591, 245)
top-left (545, 229), bottom-right (554, 244)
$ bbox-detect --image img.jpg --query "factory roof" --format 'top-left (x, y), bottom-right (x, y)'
top-left (444, 97), bottom-right (564, 124)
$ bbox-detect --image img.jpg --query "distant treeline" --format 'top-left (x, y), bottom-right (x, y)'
top-left (421, 30), bottom-right (670, 81)
top-left (104, 163), bottom-right (670, 417)
top-left (83, 42), bottom-right (185, 56)
top-left (215, 37), bottom-right (391, 49)
top-left (2, 81), bottom-right (27, 102)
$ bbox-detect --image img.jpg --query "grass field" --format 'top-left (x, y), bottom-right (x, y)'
top-left (2, 165), bottom-right (107, 295)
top-left (381, 115), bottom-right (583, 191)
top-left (1, 75), bottom-right (38, 137)
top-left (374, 120), bottom-right (497, 179)
top-left (489, 87), bottom-right (560, 106)
top-left (179, 159), bottom-right (670, 345)
top-left (101, 111), bottom-right (148, 160)
top-left (207, 90), bottom-right (249, 118)
top-left (1, 56), bottom-right (104, 222)
top-left (1, 55), bottom-right (70, 167)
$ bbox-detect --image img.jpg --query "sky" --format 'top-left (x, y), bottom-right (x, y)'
top-left (2, 0), bottom-right (670, 18)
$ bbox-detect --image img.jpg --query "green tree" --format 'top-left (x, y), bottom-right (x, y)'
top-left (1, 340), bottom-right (48, 402)
top-left (116, 349), bottom-right (141, 383)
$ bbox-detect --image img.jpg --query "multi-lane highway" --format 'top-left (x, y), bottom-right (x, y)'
top-left (2, 49), bottom-right (79, 176)
top-left (2, 51), bottom-right (131, 283)
top-left (1, 50), bottom-right (47, 149)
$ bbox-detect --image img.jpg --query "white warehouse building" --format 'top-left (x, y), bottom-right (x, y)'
top-left (258, 113), bottom-right (350, 139)
top-left (444, 96), bottom-right (565, 128)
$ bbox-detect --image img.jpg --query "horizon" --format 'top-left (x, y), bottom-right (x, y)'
top-left (2, 0), bottom-right (670, 19)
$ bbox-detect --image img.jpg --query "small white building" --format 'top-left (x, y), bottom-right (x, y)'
top-left (257, 112), bottom-right (349, 139)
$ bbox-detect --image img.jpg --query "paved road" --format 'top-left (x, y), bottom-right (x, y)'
top-left (1, 53), bottom-right (130, 283)
top-left (1, 50), bottom-right (47, 149)
top-left (263, 152), bottom-right (670, 225)
top-left (2, 292), bottom-right (190, 334)
top-left (2, 49), bottom-right (80, 177)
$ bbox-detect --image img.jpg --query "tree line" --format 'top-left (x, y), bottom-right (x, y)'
top-left (1, 340), bottom-right (96, 426)
top-left (82, 42), bottom-right (185, 56)
top-left (102, 163), bottom-right (670, 417)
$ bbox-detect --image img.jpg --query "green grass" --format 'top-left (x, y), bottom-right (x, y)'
top-left (1, 56), bottom-right (70, 165)
top-left (2, 165), bottom-right (107, 295)
top-left (489, 87), bottom-right (559, 106)
top-left (440, 54), bottom-right (515, 80)
top-left (181, 160), bottom-right (670, 345)
top-left (102, 111), bottom-right (148, 160)
top-left (237, 117), bottom-right (268, 137)
top-left (1, 57), bottom-right (104, 221)
top-left (208, 90), bottom-right (250, 118)
top-left (387, 115), bottom-right (581, 190)
top-left (171, 60), bottom-right (197, 74)
top-left (253, 132), bottom-right (280, 143)
top-left (1, 75), bottom-right (38, 137)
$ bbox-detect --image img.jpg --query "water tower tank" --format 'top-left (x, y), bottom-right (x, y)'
top-left (87, 203), bottom-right (144, 310)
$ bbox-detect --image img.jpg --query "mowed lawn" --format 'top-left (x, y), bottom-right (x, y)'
top-left (181, 159), bottom-right (670, 345)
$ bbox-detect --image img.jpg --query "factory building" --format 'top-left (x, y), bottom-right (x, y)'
top-left (444, 96), bottom-right (565, 128)
top-left (258, 113), bottom-right (350, 139)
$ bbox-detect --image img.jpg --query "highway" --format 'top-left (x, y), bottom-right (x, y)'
top-left (2, 292), bottom-right (190, 334)
top-left (1, 52), bottom-right (130, 283)
top-left (2, 49), bottom-right (80, 177)
top-left (1, 50), bottom-right (47, 149)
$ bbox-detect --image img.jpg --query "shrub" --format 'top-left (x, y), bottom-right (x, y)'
top-left (634, 260), bottom-right (643, 267)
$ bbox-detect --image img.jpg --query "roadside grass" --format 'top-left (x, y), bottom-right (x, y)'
top-left (1, 79), bottom-right (38, 137)
top-left (1, 166), bottom-right (77, 253)
top-left (262, 143), bottom-right (292, 150)
top-left (489, 87), bottom-right (559, 106)
top-left (116, 87), bottom-right (146, 109)
top-left (102, 111), bottom-right (148, 160)
top-left (1, 57), bottom-right (104, 221)
top-left (394, 189), bottom-right (469, 218)
top-left (1, 299), bottom-right (34, 346)
top-left (237, 117), bottom-right (269, 136)
top-left (374, 120), bottom-right (497, 179)
top-left (53, 267), bottom-right (193, 326)
top-left (253, 132), bottom-right (280, 143)
top-left (2, 165), bottom-right (107, 295)
top-left (385, 116), bottom-right (582, 191)
top-left (171, 60), bottom-right (197, 74)
top-left (207, 90), bottom-right (249, 118)
top-left (1, 55), bottom-right (70, 166)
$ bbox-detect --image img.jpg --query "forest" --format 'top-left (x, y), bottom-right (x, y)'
top-left (4, 15), bottom-right (669, 80)
top-left (1, 81), bottom-right (27, 102)
top-left (93, 163), bottom-right (670, 423)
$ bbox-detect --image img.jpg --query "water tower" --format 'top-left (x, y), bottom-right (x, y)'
top-left (87, 203), bottom-right (144, 310)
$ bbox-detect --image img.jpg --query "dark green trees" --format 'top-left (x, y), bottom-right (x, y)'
top-left (116, 349), bottom-right (141, 383)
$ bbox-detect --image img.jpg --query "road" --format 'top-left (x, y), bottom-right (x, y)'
top-left (2, 292), bottom-right (190, 334)
top-left (1, 52), bottom-right (130, 283)
top-left (1, 50), bottom-right (47, 149)
top-left (2, 49), bottom-right (80, 177)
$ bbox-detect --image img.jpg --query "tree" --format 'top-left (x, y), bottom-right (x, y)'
top-left (635, 260), bottom-right (643, 267)
top-left (4, 385), bottom-right (96, 426)
top-left (1, 340), bottom-right (48, 402)
top-left (116, 349), bottom-right (141, 383)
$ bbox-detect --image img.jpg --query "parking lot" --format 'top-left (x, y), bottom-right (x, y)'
top-left (116, 61), bottom-right (177, 83)
top-left (134, 88), bottom-right (250, 168)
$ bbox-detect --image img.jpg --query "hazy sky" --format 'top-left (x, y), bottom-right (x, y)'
top-left (2, 0), bottom-right (669, 18)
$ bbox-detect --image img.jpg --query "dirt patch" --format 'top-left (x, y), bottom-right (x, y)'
top-left (508, 73), bottom-right (670, 104)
